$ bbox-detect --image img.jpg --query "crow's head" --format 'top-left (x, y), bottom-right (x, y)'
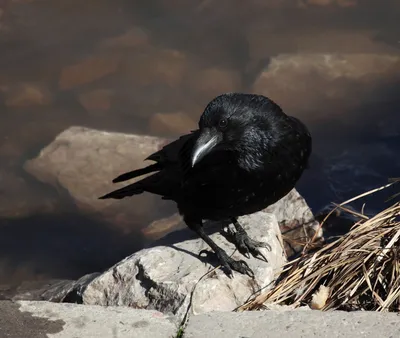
top-left (191, 92), bottom-right (285, 168)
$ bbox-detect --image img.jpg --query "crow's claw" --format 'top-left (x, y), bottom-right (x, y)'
top-left (234, 231), bottom-right (271, 262)
top-left (198, 248), bottom-right (255, 278)
top-left (216, 249), bottom-right (255, 278)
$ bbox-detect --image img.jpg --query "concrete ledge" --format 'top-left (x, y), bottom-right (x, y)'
top-left (184, 310), bottom-right (400, 338)
top-left (3, 300), bottom-right (400, 338)
top-left (0, 301), bottom-right (178, 338)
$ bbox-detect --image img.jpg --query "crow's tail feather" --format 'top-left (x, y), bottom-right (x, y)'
top-left (99, 182), bottom-right (145, 200)
top-left (112, 163), bottom-right (162, 183)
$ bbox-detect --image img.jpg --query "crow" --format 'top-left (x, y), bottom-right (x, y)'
top-left (99, 93), bottom-right (312, 277)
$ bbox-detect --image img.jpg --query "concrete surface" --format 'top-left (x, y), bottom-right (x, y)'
top-left (0, 300), bottom-right (178, 338)
top-left (184, 309), bottom-right (400, 338)
top-left (2, 300), bottom-right (399, 338)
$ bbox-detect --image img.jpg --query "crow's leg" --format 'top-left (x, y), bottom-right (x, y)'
top-left (185, 217), bottom-right (255, 277)
top-left (229, 218), bottom-right (271, 261)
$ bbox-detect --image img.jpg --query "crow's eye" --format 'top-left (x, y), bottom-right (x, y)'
top-left (219, 119), bottom-right (228, 129)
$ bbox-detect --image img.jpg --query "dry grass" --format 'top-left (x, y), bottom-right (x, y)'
top-left (237, 179), bottom-right (400, 312)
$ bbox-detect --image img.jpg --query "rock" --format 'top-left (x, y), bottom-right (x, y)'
top-left (0, 280), bottom-right (72, 302)
top-left (243, 0), bottom-right (294, 9)
top-left (98, 27), bottom-right (149, 50)
top-left (121, 47), bottom-right (188, 88)
top-left (0, 300), bottom-right (178, 338)
top-left (184, 309), bottom-right (400, 338)
top-left (82, 211), bottom-right (286, 320)
top-left (263, 189), bottom-right (321, 257)
top-left (23, 126), bottom-right (173, 229)
top-left (78, 89), bottom-right (114, 113)
top-left (300, 0), bottom-right (332, 5)
top-left (186, 67), bottom-right (242, 100)
top-left (302, 0), bottom-right (358, 6)
top-left (59, 55), bottom-right (120, 90)
top-left (246, 28), bottom-right (398, 61)
top-left (149, 112), bottom-right (197, 136)
top-left (112, 48), bottom-right (190, 117)
top-left (264, 188), bottom-right (314, 225)
top-left (3, 83), bottom-right (52, 107)
top-left (133, 188), bottom-right (318, 250)
top-left (113, 83), bottom-right (190, 119)
top-left (6, 273), bottom-right (100, 303)
top-left (279, 218), bottom-right (322, 258)
top-left (141, 213), bottom-right (185, 242)
top-left (252, 54), bottom-right (400, 119)
top-left (4, 117), bottom-right (89, 163)
top-left (0, 168), bottom-right (59, 218)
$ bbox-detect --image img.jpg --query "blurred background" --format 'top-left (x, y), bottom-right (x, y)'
top-left (0, 0), bottom-right (399, 291)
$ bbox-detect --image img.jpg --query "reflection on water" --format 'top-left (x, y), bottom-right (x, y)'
top-left (0, 0), bottom-right (399, 288)
top-left (0, 212), bottom-right (144, 286)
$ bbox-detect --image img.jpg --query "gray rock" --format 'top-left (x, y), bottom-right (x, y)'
top-left (18, 273), bottom-right (100, 303)
top-left (184, 309), bottom-right (400, 338)
top-left (24, 126), bottom-right (174, 228)
top-left (0, 168), bottom-right (60, 219)
top-left (1, 273), bottom-right (100, 303)
top-left (141, 188), bottom-right (318, 243)
top-left (264, 188), bottom-right (314, 225)
top-left (82, 211), bottom-right (286, 320)
top-left (253, 53), bottom-right (400, 119)
top-left (1, 280), bottom-right (74, 302)
top-left (139, 188), bottom-right (321, 256)
top-left (20, 189), bottom-right (317, 308)
top-left (41, 273), bottom-right (100, 303)
top-left (264, 188), bottom-right (322, 258)
top-left (0, 300), bottom-right (178, 338)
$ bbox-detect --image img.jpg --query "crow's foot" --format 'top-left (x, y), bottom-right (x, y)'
top-left (199, 248), bottom-right (255, 278)
top-left (226, 225), bottom-right (271, 262)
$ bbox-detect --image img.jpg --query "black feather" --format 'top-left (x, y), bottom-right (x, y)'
top-left (99, 182), bottom-right (144, 199)
top-left (112, 163), bottom-right (162, 183)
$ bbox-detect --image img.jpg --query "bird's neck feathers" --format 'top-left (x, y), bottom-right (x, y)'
top-left (234, 125), bottom-right (274, 172)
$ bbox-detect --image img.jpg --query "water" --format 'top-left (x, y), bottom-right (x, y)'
top-left (0, 0), bottom-right (399, 288)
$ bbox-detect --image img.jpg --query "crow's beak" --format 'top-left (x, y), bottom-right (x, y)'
top-left (191, 128), bottom-right (221, 167)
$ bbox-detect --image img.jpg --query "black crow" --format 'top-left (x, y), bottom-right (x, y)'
top-left (99, 93), bottom-right (312, 277)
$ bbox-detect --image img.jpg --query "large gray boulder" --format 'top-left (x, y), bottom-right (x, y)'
top-left (1, 188), bottom-right (319, 306)
top-left (264, 188), bottom-right (314, 225)
top-left (1, 188), bottom-right (319, 305)
top-left (265, 188), bottom-right (322, 258)
top-left (24, 126), bottom-right (174, 229)
top-left (82, 211), bottom-right (286, 320)
top-left (140, 187), bottom-right (320, 254)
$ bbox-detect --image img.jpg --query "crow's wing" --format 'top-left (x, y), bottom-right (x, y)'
top-left (99, 130), bottom-right (199, 200)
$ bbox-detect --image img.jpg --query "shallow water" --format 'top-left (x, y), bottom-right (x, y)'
top-left (0, 0), bottom-right (399, 287)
